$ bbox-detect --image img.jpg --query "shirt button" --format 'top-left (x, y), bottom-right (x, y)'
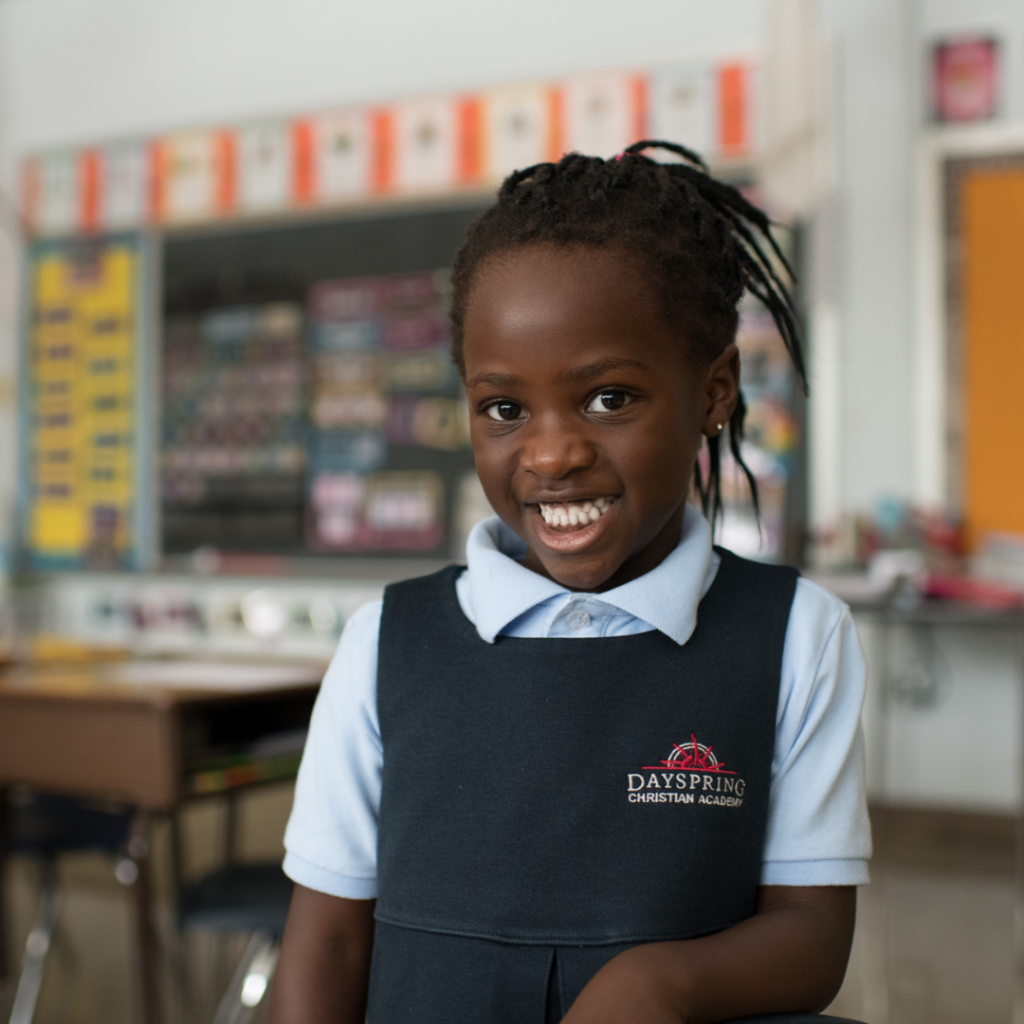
top-left (567, 610), bottom-right (591, 630)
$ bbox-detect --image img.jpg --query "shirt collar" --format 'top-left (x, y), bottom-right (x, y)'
top-left (463, 505), bottom-right (714, 646)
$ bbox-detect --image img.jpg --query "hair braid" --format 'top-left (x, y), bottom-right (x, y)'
top-left (450, 140), bottom-right (806, 531)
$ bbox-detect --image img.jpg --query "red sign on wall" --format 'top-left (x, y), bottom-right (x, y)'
top-left (932, 38), bottom-right (999, 124)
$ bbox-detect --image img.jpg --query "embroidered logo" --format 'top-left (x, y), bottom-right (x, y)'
top-left (627, 734), bottom-right (746, 807)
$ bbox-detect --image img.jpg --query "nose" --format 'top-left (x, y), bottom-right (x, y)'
top-left (518, 415), bottom-right (596, 479)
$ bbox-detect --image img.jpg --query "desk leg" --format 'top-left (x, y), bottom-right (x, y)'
top-left (865, 613), bottom-right (892, 1024)
top-left (129, 812), bottom-right (163, 1024)
top-left (0, 784), bottom-right (9, 982)
top-left (1016, 811), bottom-right (1024, 1024)
top-left (1016, 632), bottom-right (1024, 1024)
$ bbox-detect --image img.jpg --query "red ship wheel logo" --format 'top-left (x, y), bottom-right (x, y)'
top-left (642, 734), bottom-right (737, 774)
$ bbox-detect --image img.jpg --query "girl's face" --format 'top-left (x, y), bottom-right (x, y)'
top-left (463, 244), bottom-right (739, 592)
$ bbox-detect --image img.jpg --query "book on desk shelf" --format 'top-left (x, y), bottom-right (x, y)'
top-left (186, 727), bottom-right (308, 794)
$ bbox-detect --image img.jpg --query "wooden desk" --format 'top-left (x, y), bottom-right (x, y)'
top-left (0, 658), bottom-right (324, 1024)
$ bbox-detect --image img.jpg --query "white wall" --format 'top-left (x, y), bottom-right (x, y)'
top-left (814, 0), bottom-right (920, 514)
top-left (0, 0), bottom-right (766, 168)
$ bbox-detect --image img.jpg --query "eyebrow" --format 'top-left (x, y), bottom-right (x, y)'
top-left (557, 357), bottom-right (652, 384)
top-left (465, 371), bottom-right (521, 389)
top-left (465, 357), bottom-right (652, 391)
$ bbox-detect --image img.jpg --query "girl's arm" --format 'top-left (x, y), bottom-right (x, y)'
top-left (562, 884), bottom-right (856, 1024)
top-left (268, 885), bottom-right (375, 1024)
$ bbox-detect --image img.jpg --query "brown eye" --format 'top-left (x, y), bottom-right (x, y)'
top-left (586, 390), bottom-right (630, 413)
top-left (486, 401), bottom-right (523, 421)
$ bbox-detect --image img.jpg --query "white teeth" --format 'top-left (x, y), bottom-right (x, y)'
top-left (537, 497), bottom-right (615, 529)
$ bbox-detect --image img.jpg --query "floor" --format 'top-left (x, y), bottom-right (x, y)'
top-left (827, 808), bottom-right (1017, 1024)
top-left (0, 797), bottom-right (1016, 1024)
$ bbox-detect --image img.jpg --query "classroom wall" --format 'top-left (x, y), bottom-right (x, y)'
top-left (0, 0), bottom-right (1022, 537)
top-left (0, 0), bottom-right (766, 158)
top-left (0, 0), bottom-right (1021, 811)
top-left (0, 0), bottom-right (768, 556)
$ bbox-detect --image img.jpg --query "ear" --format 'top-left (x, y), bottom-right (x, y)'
top-left (700, 343), bottom-right (740, 438)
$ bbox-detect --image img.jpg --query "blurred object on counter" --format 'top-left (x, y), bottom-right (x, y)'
top-left (810, 496), bottom-right (965, 574)
top-left (23, 634), bottom-right (132, 663)
top-left (810, 496), bottom-right (1024, 611)
top-left (920, 571), bottom-right (1023, 611)
top-left (34, 571), bottom-right (378, 661)
top-left (972, 531), bottom-right (1024, 589)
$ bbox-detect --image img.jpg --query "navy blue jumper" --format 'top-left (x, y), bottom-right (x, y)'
top-left (368, 548), bottom-right (799, 1022)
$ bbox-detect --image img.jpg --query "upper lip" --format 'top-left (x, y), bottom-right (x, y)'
top-left (523, 492), bottom-right (618, 505)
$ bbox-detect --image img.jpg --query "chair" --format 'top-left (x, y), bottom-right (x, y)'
top-left (4, 790), bottom-right (136, 1024)
top-left (173, 792), bottom-right (293, 1024)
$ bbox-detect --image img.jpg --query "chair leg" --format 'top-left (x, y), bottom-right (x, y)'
top-left (210, 932), bottom-right (279, 1024)
top-left (168, 929), bottom-right (192, 1024)
top-left (7, 861), bottom-right (60, 1024)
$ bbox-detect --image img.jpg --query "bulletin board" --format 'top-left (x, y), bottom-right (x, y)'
top-left (20, 236), bottom-right (147, 569)
top-left (161, 204), bottom-right (488, 559)
top-left (955, 160), bottom-right (1024, 548)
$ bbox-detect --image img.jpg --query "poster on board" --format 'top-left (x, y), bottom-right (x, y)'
top-left (393, 97), bottom-right (460, 191)
top-left (160, 131), bottom-right (230, 222)
top-left (306, 268), bottom-right (473, 555)
top-left (483, 84), bottom-right (553, 182)
top-left (561, 72), bottom-right (642, 160)
top-left (35, 153), bottom-right (80, 237)
top-left (100, 142), bottom-right (149, 231)
top-left (314, 109), bottom-right (374, 201)
top-left (649, 64), bottom-right (715, 160)
top-left (23, 237), bottom-right (143, 569)
top-left (238, 121), bottom-right (291, 211)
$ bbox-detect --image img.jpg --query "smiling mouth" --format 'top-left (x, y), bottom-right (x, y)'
top-left (537, 497), bottom-right (615, 532)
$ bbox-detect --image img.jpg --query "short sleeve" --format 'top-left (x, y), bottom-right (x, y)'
top-left (761, 579), bottom-right (872, 886)
top-left (283, 599), bottom-right (383, 899)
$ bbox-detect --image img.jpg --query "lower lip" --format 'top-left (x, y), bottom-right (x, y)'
top-left (530, 503), bottom-right (617, 554)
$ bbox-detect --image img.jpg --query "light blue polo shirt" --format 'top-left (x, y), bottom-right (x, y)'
top-left (284, 506), bottom-right (872, 898)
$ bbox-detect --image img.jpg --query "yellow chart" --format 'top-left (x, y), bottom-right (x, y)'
top-left (26, 240), bottom-right (138, 566)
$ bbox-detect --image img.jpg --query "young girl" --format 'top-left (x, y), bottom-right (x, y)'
top-left (269, 141), bottom-right (871, 1024)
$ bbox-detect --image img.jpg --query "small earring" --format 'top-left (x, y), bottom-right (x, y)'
top-left (716, 423), bottom-right (724, 433)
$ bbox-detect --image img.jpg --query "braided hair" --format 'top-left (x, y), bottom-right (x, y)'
top-left (449, 139), bottom-right (806, 529)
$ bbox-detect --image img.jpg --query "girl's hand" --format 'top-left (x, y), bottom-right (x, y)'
top-left (560, 886), bottom-right (855, 1024)
top-left (560, 945), bottom-right (689, 1024)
